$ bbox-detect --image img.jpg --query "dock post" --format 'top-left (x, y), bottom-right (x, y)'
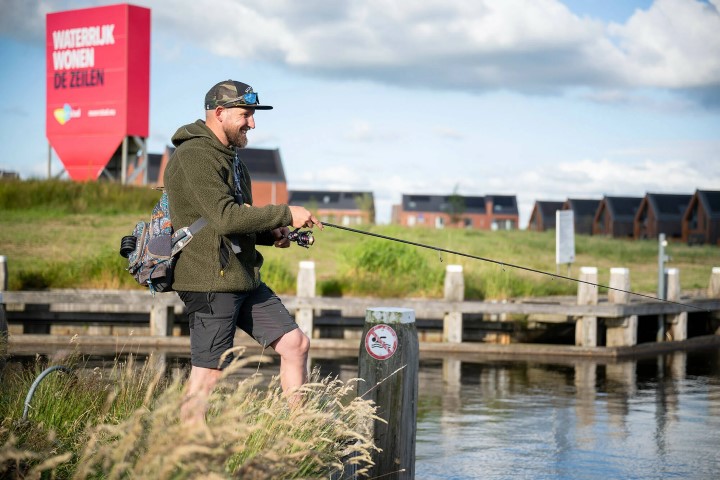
top-left (606, 268), bottom-right (638, 347)
top-left (0, 255), bottom-right (7, 291)
top-left (666, 268), bottom-right (687, 341)
top-left (443, 265), bottom-right (464, 343)
top-left (358, 307), bottom-right (418, 479)
top-left (0, 256), bottom-right (7, 351)
top-left (709, 267), bottom-right (720, 298)
top-left (575, 267), bottom-right (598, 347)
top-left (150, 298), bottom-right (175, 336)
top-left (296, 261), bottom-right (316, 338)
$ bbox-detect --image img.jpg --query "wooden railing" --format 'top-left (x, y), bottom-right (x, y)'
top-left (2, 264), bottom-right (719, 348)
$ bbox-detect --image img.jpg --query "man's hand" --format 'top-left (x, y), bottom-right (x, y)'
top-left (271, 227), bottom-right (291, 248)
top-left (288, 206), bottom-right (323, 230)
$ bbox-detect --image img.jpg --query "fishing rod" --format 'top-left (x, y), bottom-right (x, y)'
top-left (288, 222), bottom-right (708, 313)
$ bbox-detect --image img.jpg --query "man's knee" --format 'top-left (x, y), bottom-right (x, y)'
top-left (273, 328), bottom-right (310, 357)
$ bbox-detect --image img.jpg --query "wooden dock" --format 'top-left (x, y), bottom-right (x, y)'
top-left (2, 263), bottom-right (719, 358)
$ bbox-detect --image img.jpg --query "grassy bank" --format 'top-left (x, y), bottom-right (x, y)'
top-left (1, 179), bottom-right (718, 298)
top-left (0, 350), bottom-right (376, 479)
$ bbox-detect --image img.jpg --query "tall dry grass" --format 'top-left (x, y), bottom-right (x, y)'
top-left (1, 349), bottom-right (378, 479)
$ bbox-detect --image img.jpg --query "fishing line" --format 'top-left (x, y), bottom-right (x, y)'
top-left (320, 222), bottom-right (709, 313)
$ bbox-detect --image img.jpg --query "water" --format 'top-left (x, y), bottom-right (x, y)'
top-left (411, 350), bottom-right (720, 480)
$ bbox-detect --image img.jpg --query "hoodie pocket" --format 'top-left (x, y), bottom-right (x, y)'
top-left (219, 236), bottom-right (230, 276)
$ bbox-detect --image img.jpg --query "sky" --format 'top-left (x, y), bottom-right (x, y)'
top-left (0, 0), bottom-right (719, 226)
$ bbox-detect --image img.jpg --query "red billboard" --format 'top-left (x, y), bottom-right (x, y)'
top-left (46, 4), bottom-right (150, 181)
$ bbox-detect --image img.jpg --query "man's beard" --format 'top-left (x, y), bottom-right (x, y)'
top-left (226, 126), bottom-right (248, 148)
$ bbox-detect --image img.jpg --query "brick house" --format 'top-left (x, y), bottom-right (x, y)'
top-left (634, 193), bottom-right (692, 240)
top-left (289, 190), bottom-right (375, 225)
top-left (562, 198), bottom-right (601, 235)
top-left (527, 200), bottom-right (565, 231)
top-left (682, 189), bottom-right (720, 246)
top-left (236, 148), bottom-right (288, 206)
top-left (393, 194), bottom-right (518, 229)
top-left (593, 196), bottom-right (643, 238)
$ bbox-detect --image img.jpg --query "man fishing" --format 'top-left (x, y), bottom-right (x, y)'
top-left (164, 79), bottom-right (322, 424)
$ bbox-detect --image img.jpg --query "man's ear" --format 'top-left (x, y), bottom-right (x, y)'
top-left (214, 106), bottom-right (225, 122)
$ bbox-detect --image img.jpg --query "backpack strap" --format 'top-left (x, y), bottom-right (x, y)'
top-left (170, 217), bottom-right (207, 256)
top-left (188, 216), bottom-right (208, 235)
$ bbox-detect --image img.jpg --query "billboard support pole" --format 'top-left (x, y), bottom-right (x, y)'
top-left (142, 138), bottom-right (148, 185)
top-left (120, 136), bottom-right (128, 184)
top-left (47, 143), bottom-right (52, 179)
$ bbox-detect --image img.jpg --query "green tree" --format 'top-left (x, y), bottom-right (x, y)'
top-left (447, 185), bottom-right (465, 226)
top-left (354, 193), bottom-right (376, 225)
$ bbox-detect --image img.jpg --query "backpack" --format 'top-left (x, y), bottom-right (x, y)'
top-left (119, 190), bottom-right (206, 294)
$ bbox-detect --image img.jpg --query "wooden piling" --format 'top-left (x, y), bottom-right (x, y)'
top-left (443, 265), bottom-right (464, 343)
top-left (150, 299), bottom-right (175, 336)
top-left (358, 307), bottom-right (418, 479)
top-left (710, 267), bottom-right (720, 298)
top-left (1, 257), bottom-right (9, 362)
top-left (296, 261), bottom-right (315, 338)
top-left (666, 268), bottom-right (687, 341)
top-left (576, 267), bottom-right (598, 347)
top-left (0, 255), bottom-right (7, 291)
top-left (606, 268), bottom-right (638, 347)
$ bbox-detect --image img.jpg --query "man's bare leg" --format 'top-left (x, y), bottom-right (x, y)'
top-left (181, 365), bottom-right (223, 426)
top-left (271, 328), bottom-right (310, 400)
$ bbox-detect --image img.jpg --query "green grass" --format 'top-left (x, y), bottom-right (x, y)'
top-left (1, 179), bottom-right (719, 298)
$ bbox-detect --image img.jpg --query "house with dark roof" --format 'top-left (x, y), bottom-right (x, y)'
top-left (393, 194), bottom-right (518, 229)
top-left (289, 190), bottom-right (375, 225)
top-left (562, 198), bottom-right (601, 235)
top-left (236, 148), bottom-right (288, 206)
top-left (634, 193), bottom-right (692, 240)
top-left (593, 196), bottom-right (643, 238)
top-left (486, 195), bottom-right (520, 230)
top-left (527, 201), bottom-right (565, 231)
top-left (682, 190), bottom-right (720, 246)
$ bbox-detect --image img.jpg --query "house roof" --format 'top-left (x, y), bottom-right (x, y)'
top-left (603, 196), bottom-right (643, 220)
top-left (401, 194), bottom-right (487, 214)
top-left (564, 198), bottom-right (601, 216)
top-left (486, 195), bottom-right (519, 215)
top-left (645, 193), bottom-right (692, 220)
top-left (289, 190), bottom-right (373, 210)
top-left (535, 200), bottom-right (565, 218)
top-left (235, 148), bottom-right (286, 182)
top-left (697, 190), bottom-right (720, 217)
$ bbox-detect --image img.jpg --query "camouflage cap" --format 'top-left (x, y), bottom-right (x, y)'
top-left (204, 80), bottom-right (273, 110)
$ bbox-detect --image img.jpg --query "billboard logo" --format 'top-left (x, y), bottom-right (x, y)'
top-left (53, 103), bottom-right (81, 125)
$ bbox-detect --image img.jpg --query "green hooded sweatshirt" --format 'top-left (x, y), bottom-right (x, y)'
top-left (163, 120), bottom-right (292, 292)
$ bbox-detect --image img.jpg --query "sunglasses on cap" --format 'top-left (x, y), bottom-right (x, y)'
top-left (221, 92), bottom-right (260, 107)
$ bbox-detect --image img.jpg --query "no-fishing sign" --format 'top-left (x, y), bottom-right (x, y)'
top-left (365, 324), bottom-right (398, 360)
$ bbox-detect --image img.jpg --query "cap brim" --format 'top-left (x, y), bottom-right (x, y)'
top-left (223, 102), bottom-right (273, 110)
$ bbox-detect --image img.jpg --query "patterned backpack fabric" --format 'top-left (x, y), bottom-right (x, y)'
top-left (121, 190), bottom-right (206, 294)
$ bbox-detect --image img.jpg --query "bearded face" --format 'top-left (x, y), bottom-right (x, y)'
top-left (225, 124), bottom-right (248, 149)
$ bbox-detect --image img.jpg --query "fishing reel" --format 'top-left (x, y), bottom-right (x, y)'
top-left (287, 228), bottom-right (315, 248)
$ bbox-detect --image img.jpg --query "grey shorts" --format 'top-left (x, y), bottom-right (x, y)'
top-left (178, 284), bottom-right (298, 369)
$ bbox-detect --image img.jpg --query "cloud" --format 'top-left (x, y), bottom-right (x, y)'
top-left (0, 0), bottom-right (52, 42)
top-left (145, 0), bottom-right (720, 105)
top-left (6, 0), bottom-right (719, 106)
